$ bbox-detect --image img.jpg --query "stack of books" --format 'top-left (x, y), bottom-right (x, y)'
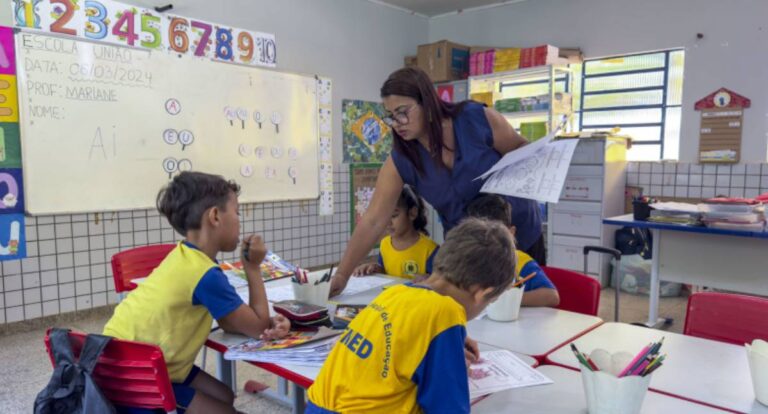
top-left (646, 202), bottom-right (701, 226)
top-left (700, 197), bottom-right (765, 231)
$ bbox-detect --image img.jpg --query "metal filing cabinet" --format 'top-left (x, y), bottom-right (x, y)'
top-left (547, 137), bottom-right (628, 286)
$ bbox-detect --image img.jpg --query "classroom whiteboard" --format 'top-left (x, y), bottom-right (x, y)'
top-left (15, 32), bottom-right (320, 215)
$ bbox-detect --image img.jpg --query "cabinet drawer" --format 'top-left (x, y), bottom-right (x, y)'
top-left (561, 176), bottom-right (603, 201)
top-left (572, 140), bottom-right (605, 164)
top-left (549, 235), bottom-right (601, 274)
top-left (551, 211), bottom-right (602, 238)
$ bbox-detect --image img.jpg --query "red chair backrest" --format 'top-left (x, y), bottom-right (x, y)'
top-left (43, 329), bottom-right (176, 412)
top-left (111, 244), bottom-right (175, 293)
top-left (683, 292), bottom-right (768, 345)
top-left (542, 266), bottom-right (601, 316)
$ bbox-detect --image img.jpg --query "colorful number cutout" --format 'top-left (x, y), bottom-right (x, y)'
top-left (140, 13), bottom-right (161, 48)
top-left (112, 10), bottom-right (138, 46)
top-left (50, 0), bottom-right (77, 36)
top-left (237, 31), bottom-right (253, 63)
top-left (215, 27), bottom-right (233, 61)
top-left (190, 20), bottom-right (212, 57)
top-left (168, 17), bottom-right (189, 54)
top-left (84, 0), bottom-right (108, 40)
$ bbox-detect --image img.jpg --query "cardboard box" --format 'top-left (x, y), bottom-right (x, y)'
top-left (417, 40), bottom-right (470, 82)
top-left (493, 48), bottom-right (521, 73)
top-left (559, 48), bottom-right (584, 63)
top-left (404, 55), bottom-right (417, 68)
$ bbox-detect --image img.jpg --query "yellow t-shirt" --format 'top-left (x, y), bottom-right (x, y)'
top-left (307, 284), bottom-right (470, 414)
top-left (378, 234), bottom-right (439, 279)
top-left (103, 242), bottom-right (231, 382)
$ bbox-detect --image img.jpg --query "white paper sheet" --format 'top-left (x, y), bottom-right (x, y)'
top-left (331, 276), bottom-right (393, 301)
top-left (477, 131), bottom-right (558, 180)
top-left (480, 138), bottom-right (578, 203)
top-left (468, 350), bottom-right (553, 399)
top-left (265, 284), bottom-right (296, 303)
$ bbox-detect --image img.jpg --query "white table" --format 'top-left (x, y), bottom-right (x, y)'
top-left (467, 307), bottom-right (603, 360)
top-left (546, 322), bottom-right (768, 414)
top-left (473, 365), bottom-right (729, 413)
top-left (604, 214), bottom-right (768, 328)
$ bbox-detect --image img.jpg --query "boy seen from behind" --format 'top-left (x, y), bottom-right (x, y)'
top-left (307, 218), bottom-right (517, 414)
top-left (466, 193), bottom-right (560, 308)
top-left (103, 172), bottom-right (290, 413)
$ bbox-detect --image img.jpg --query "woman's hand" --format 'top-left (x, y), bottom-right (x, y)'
top-left (329, 274), bottom-right (349, 297)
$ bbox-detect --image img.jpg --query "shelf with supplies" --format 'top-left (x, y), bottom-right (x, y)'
top-left (469, 65), bottom-right (574, 140)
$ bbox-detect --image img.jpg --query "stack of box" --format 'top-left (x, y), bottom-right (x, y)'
top-left (519, 45), bottom-right (560, 68)
top-left (493, 48), bottom-right (521, 72)
top-left (470, 92), bottom-right (494, 107)
top-left (469, 46), bottom-right (496, 76)
top-left (493, 93), bottom-right (571, 114)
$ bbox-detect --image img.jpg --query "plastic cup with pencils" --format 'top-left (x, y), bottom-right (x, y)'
top-left (291, 267), bottom-right (332, 307)
top-left (572, 339), bottom-right (665, 414)
top-left (486, 271), bottom-right (535, 322)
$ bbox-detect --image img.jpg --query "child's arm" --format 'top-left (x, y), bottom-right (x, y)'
top-left (411, 326), bottom-right (471, 413)
top-left (352, 262), bottom-right (384, 276)
top-left (521, 288), bottom-right (560, 307)
top-left (218, 235), bottom-right (289, 339)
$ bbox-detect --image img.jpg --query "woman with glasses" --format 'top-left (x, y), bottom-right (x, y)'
top-left (330, 67), bottom-right (544, 296)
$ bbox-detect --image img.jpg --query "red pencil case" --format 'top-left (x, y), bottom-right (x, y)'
top-left (273, 300), bottom-right (328, 322)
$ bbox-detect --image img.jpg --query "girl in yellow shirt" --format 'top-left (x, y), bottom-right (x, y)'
top-left (353, 185), bottom-right (438, 279)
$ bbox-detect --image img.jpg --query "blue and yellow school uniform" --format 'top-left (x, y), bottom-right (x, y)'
top-left (103, 241), bottom-right (243, 412)
top-left (377, 234), bottom-right (439, 279)
top-left (307, 284), bottom-right (470, 414)
top-left (516, 250), bottom-right (555, 291)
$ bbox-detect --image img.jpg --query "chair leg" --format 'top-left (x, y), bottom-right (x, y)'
top-left (201, 347), bottom-right (207, 371)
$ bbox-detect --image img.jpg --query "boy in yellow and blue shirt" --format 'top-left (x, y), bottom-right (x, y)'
top-left (103, 171), bottom-right (290, 413)
top-left (466, 193), bottom-right (560, 308)
top-left (307, 218), bottom-right (517, 413)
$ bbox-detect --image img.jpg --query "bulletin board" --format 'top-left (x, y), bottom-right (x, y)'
top-left (15, 31), bottom-right (321, 214)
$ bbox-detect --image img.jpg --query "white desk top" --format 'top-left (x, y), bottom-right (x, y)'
top-left (466, 307), bottom-right (603, 358)
top-left (547, 322), bottom-right (768, 414)
top-left (208, 330), bottom-right (537, 384)
top-left (472, 365), bottom-right (728, 413)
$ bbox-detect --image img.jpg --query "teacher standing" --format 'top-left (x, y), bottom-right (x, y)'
top-left (330, 67), bottom-right (544, 295)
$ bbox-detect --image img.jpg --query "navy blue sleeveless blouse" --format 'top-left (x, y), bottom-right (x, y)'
top-left (391, 102), bottom-right (542, 250)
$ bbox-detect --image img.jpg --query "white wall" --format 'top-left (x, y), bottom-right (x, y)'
top-left (429, 0), bottom-right (768, 163)
top-left (0, 1), bottom-right (426, 323)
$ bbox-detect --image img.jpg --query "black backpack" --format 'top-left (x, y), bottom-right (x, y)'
top-left (33, 328), bottom-right (116, 414)
top-left (615, 226), bottom-right (652, 260)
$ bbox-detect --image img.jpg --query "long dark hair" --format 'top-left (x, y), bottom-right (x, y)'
top-left (399, 184), bottom-right (429, 236)
top-left (380, 67), bottom-right (467, 175)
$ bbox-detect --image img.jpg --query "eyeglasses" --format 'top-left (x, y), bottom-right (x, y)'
top-left (382, 105), bottom-right (416, 127)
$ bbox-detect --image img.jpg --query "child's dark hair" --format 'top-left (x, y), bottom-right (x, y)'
top-left (465, 193), bottom-right (512, 227)
top-left (156, 171), bottom-right (240, 236)
top-left (398, 185), bottom-right (429, 235)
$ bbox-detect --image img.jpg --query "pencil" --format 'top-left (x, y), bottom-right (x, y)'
top-left (512, 271), bottom-right (537, 288)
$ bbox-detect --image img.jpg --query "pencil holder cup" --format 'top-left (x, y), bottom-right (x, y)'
top-left (292, 273), bottom-right (331, 307)
top-left (632, 201), bottom-right (651, 221)
top-left (746, 339), bottom-right (768, 406)
top-left (486, 286), bottom-right (523, 322)
top-left (580, 367), bottom-right (651, 414)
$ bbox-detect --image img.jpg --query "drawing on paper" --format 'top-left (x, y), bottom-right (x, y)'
top-left (342, 100), bottom-right (393, 163)
top-left (480, 135), bottom-right (578, 204)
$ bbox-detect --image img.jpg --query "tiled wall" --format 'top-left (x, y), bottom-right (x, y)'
top-left (627, 162), bottom-right (768, 199)
top-left (0, 164), bottom-right (352, 324)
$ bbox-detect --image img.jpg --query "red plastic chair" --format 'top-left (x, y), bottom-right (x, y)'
top-left (111, 244), bottom-right (175, 293)
top-left (541, 266), bottom-right (601, 316)
top-left (43, 329), bottom-right (176, 413)
top-left (683, 292), bottom-right (768, 345)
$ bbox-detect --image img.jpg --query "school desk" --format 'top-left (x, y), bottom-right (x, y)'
top-left (604, 214), bottom-right (768, 328)
top-left (466, 307), bottom-right (603, 362)
top-left (206, 323), bottom-right (537, 414)
top-left (472, 365), bottom-right (728, 413)
top-left (546, 322), bottom-right (768, 414)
